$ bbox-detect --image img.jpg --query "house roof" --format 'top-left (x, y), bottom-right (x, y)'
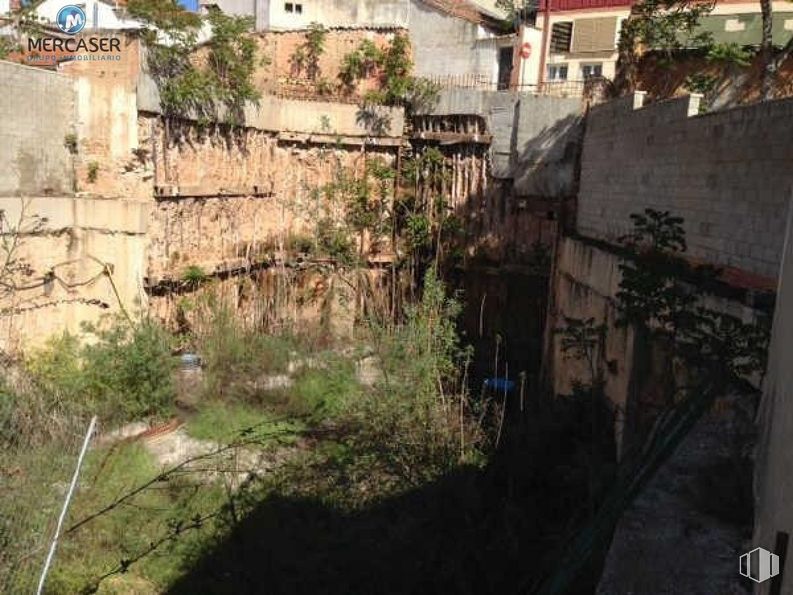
top-left (419, 0), bottom-right (504, 26)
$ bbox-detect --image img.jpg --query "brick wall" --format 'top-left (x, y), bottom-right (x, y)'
top-left (253, 29), bottom-right (400, 101)
top-left (578, 92), bottom-right (793, 279)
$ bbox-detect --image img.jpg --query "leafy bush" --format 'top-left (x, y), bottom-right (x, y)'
top-left (26, 318), bottom-right (176, 423)
top-left (196, 305), bottom-right (296, 402)
top-left (289, 356), bottom-right (359, 418)
top-left (356, 268), bottom-right (484, 484)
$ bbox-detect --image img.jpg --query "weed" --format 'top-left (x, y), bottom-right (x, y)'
top-left (182, 264), bottom-right (207, 284)
top-left (86, 161), bottom-right (100, 183)
top-left (196, 304), bottom-right (297, 402)
top-left (187, 400), bottom-right (305, 443)
top-left (63, 133), bottom-right (78, 154)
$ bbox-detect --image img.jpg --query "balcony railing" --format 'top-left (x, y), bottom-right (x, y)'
top-left (422, 75), bottom-right (612, 99)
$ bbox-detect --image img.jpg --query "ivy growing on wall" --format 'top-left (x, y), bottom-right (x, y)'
top-left (290, 22), bottom-right (327, 81)
top-left (339, 33), bottom-right (439, 112)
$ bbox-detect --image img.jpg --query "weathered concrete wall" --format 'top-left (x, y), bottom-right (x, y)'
top-left (579, 92), bottom-right (793, 280)
top-left (409, 0), bottom-right (502, 82)
top-left (754, 193), bottom-right (793, 595)
top-left (416, 89), bottom-right (582, 189)
top-left (549, 236), bottom-right (768, 452)
top-left (60, 36), bottom-right (151, 200)
top-left (137, 75), bottom-right (404, 138)
top-left (267, 0), bottom-right (409, 30)
top-left (549, 237), bottom-right (634, 448)
top-left (0, 197), bottom-right (149, 350)
top-left (0, 62), bottom-right (75, 196)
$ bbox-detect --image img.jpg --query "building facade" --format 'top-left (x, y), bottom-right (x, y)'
top-left (515, 0), bottom-right (793, 91)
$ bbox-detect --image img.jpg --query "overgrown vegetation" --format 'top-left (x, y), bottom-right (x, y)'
top-left (26, 318), bottom-right (176, 423)
top-left (615, 0), bottom-right (716, 93)
top-left (338, 32), bottom-right (440, 112)
top-left (129, 0), bottom-right (260, 124)
top-left (0, 262), bottom-right (495, 593)
top-left (290, 22), bottom-right (327, 81)
top-left (539, 208), bottom-right (769, 592)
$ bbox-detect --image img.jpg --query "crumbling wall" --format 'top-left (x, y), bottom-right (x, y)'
top-left (416, 88), bottom-right (583, 185)
top-left (143, 114), bottom-right (396, 283)
top-left (252, 29), bottom-right (401, 101)
top-left (578, 92), bottom-right (793, 280)
top-left (0, 196), bottom-right (149, 351)
top-left (0, 62), bottom-right (75, 196)
top-left (413, 90), bottom-right (581, 264)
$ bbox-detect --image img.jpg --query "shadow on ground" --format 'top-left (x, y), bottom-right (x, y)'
top-left (167, 403), bottom-right (601, 595)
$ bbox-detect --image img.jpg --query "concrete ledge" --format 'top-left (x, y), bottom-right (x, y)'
top-left (0, 196), bottom-right (150, 235)
top-left (138, 72), bottom-right (405, 138)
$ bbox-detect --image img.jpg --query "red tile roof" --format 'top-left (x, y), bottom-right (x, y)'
top-left (538, 0), bottom-right (633, 11)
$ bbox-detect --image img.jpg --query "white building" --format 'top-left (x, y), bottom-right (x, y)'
top-left (34, 0), bottom-right (142, 31)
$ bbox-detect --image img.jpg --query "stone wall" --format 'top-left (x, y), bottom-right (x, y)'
top-left (0, 62), bottom-right (75, 196)
top-left (578, 92), bottom-right (793, 280)
top-left (251, 29), bottom-right (400, 101)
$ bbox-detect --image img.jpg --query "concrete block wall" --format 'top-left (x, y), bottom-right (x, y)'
top-left (417, 89), bottom-right (582, 188)
top-left (0, 62), bottom-right (75, 196)
top-left (578, 92), bottom-right (793, 279)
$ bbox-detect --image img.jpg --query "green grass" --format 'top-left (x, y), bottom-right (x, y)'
top-left (285, 355), bottom-right (360, 418)
top-left (186, 400), bottom-right (306, 444)
top-left (47, 441), bottom-right (227, 593)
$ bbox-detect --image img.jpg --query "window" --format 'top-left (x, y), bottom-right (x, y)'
top-left (570, 17), bottom-right (617, 53)
top-left (497, 46), bottom-right (513, 90)
top-left (547, 64), bottom-right (568, 81)
top-left (285, 2), bottom-right (293, 11)
top-left (285, 2), bottom-right (302, 12)
top-left (550, 22), bottom-right (573, 53)
top-left (581, 63), bottom-right (602, 79)
top-left (295, 3), bottom-right (302, 13)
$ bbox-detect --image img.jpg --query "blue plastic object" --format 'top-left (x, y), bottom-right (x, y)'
top-left (483, 378), bottom-right (516, 393)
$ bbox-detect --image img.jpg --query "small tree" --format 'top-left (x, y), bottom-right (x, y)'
top-left (129, 0), bottom-right (260, 124)
top-left (614, 0), bottom-right (715, 94)
top-left (291, 22), bottom-right (326, 81)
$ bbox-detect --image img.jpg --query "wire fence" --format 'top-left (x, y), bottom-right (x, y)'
top-left (0, 369), bottom-right (93, 594)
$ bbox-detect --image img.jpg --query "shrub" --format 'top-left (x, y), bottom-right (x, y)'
top-left (356, 267), bottom-right (485, 484)
top-left (26, 318), bottom-right (176, 423)
top-left (288, 356), bottom-right (359, 418)
top-left (196, 305), bottom-right (296, 402)
top-left (82, 319), bottom-right (176, 419)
